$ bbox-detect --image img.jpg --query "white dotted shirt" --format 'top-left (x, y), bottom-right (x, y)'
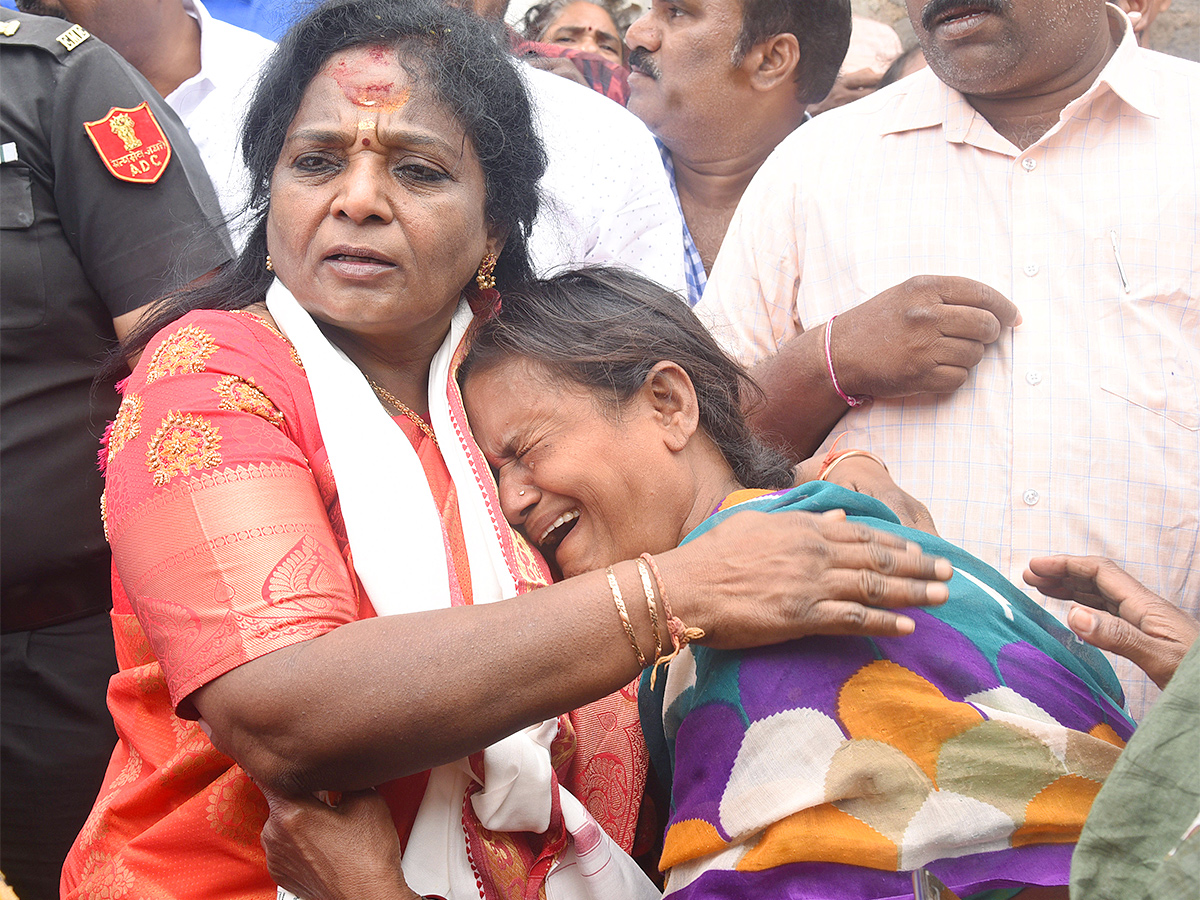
top-left (521, 65), bottom-right (687, 296)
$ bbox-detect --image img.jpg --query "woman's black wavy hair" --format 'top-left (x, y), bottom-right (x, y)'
top-left (113, 0), bottom-right (547, 368)
top-left (459, 267), bottom-right (796, 491)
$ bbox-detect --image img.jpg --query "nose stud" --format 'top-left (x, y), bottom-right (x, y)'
top-left (519, 490), bottom-right (526, 496)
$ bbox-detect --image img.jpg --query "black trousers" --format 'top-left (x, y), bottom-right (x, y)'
top-left (2, 612), bottom-right (118, 900)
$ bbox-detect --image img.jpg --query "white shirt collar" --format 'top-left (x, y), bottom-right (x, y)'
top-left (878, 3), bottom-right (1153, 149)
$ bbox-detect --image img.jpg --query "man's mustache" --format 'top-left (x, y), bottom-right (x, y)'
top-left (627, 47), bottom-right (661, 79)
top-left (919, 0), bottom-right (1004, 32)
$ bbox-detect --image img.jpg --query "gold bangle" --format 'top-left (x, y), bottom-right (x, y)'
top-left (636, 557), bottom-right (663, 662)
top-left (606, 565), bottom-right (645, 668)
top-left (641, 552), bottom-right (705, 689)
top-left (818, 449), bottom-right (889, 483)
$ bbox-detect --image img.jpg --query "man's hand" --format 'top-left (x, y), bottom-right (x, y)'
top-left (831, 275), bottom-right (1021, 399)
top-left (1024, 555), bottom-right (1198, 689)
top-left (259, 785), bottom-right (418, 900)
top-left (806, 68), bottom-right (880, 116)
top-left (796, 453), bottom-right (939, 536)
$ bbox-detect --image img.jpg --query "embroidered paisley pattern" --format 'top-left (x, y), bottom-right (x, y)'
top-left (107, 394), bottom-right (143, 462)
top-left (146, 412), bottom-right (222, 486)
top-left (230, 309), bottom-right (304, 371)
top-left (145, 324), bottom-right (217, 384)
top-left (264, 534), bottom-right (343, 608)
top-left (76, 745), bottom-right (144, 851)
top-left (78, 851), bottom-right (135, 900)
top-left (206, 772), bottom-right (267, 843)
top-left (213, 375), bottom-right (284, 428)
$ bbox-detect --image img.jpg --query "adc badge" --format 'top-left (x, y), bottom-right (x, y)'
top-left (83, 102), bottom-right (173, 184)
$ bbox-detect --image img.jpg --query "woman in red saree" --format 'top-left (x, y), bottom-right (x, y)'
top-left (62, 2), bottom-right (952, 898)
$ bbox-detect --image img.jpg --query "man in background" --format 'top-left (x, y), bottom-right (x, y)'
top-left (699, 0), bottom-right (1199, 719)
top-left (624, 0), bottom-right (851, 304)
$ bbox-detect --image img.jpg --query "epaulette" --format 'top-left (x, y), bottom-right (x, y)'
top-left (0, 11), bottom-right (92, 59)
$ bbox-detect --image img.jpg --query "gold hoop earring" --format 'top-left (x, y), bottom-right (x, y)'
top-left (475, 253), bottom-right (497, 291)
top-left (265, 254), bottom-right (274, 272)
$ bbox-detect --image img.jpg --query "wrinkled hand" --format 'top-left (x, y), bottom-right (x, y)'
top-left (796, 453), bottom-right (938, 536)
top-left (669, 507), bottom-right (952, 650)
top-left (806, 68), bottom-right (880, 116)
top-left (259, 784), bottom-right (416, 900)
top-left (831, 275), bottom-right (1021, 399)
top-left (1024, 555), bottom-right (1198, 689)
top-left (1121, 0), bottom-right (1173, 35)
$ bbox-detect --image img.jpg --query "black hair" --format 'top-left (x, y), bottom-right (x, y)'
top-left (112, 0), bottom-right (546, 371)
top-left (733, 0), bottom-right (853, 106)
top-left (459, 267), bottom-right (795, 491)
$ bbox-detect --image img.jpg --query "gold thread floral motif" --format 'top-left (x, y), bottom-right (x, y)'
top-left (230, 309), bottom-right (305, 371)
top-left (206, 772), bottom-right (267, 843)
top-left (213, 375), bottom-right (284, 428)
top-left (107, 393), bottom-right (143, 462)
top-left (100, 491), bottom-right (109, 543)
top-left (78, 849), bottom-right (135, 900)
top-left (145, 323), bottom-right (217, 384)
top-left (145, 412), bottom-right (223, 486)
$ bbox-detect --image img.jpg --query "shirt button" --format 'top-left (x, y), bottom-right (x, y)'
top-left (1026, 370), bottom-right (1042, 386)
top-left (1022, 158), bottom-right (1037, 171)
top-left (1024, 263), bottom-right (1040, 277)
top-left (1023, 489), bottom-right (1040, 506)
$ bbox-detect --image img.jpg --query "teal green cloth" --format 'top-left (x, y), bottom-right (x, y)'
top-left (1070, 640), bottom-right (1200, 899)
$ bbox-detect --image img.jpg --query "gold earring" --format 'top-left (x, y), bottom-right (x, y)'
top-left (475, 253), bottom-right (497, 291)
top-left (265, 254), bottom-right (274, 272)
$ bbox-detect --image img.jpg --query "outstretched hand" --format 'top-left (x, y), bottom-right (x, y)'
top-left (1024, 555), bottom-right (1198, 689)
top-left (831, 275), bottom-right (1020, 399)
top-left (259, 784), bottom-right (417, 900)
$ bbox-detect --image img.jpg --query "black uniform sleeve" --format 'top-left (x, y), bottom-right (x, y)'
top-left (0, 15), bottom-right (234, 590)
top-left (47, 30), bottom-right (233, 317)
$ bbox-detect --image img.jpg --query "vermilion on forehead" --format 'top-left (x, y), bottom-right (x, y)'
top-left (321, 45), bottom-right (413, 112)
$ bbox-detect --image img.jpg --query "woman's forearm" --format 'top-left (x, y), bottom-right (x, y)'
top-left (194, 562), bottom-right (647, 794)
top-left (195, 510), bottom-right (950, 794)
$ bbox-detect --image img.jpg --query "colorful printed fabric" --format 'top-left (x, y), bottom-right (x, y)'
top-left (511, 40), bottom-right (630, 106)
top-left (63, 309), bottom-right (646, 900)
top-left (640, 483), bottom-right (1135, 900)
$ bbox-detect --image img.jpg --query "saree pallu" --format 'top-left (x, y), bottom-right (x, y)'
top-left (63, 308), bottom-right (647, 900)
top-left (640, 484), bottom-right (1135, 900)
top-left (510, 40), bottom-right (630, 106)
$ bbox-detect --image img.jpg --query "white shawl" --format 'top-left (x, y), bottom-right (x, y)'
top-left (265, 280), bottom-right (657, 900)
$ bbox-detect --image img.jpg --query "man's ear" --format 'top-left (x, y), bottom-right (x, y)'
top-left (642, 361), bottom-right (700, 452)
top-left (743, 33), bottom-right (801, 92)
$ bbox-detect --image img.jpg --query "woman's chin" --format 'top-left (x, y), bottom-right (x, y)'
top-left (557, 546), bottom-right (624, 581)
top-left (553, 539), bottom-right (592, 580)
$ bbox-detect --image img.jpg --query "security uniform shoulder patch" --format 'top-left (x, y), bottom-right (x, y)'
top-left (56, 23), bottom-right (89, 50)
top-left (83, 102), bottom-right (172, 184)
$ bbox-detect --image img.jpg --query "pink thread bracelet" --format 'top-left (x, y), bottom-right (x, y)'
top-left (824, 315), bottom-right (872, 408)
